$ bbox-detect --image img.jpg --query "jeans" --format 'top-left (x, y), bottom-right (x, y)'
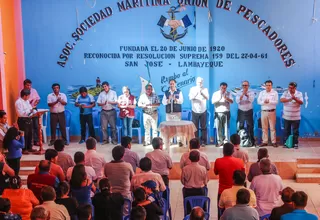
top-left (122, 117), bottom-right (133, 137)
top-left (80, 114), bottom-right (95, 140)
top-left (284, 119), bottom-right (300, 146)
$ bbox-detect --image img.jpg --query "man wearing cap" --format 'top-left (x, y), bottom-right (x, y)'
top-left (138, 84), bottom-right (160, 146)
top-left (97, 81), bottom-right (118, 145)
top-left (280, 82), bottom-right (303, 149)
top-left (189, 77), bottom-right (209, 146)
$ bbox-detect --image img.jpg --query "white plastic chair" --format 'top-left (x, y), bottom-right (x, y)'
top-left (40, 110), bottom-right (49, 144)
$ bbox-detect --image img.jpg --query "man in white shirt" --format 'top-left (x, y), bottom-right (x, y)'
top-left (212, 82), bottom-right (234, 146)
top-left (85, 137), bottom-right (106, 179)
top-left (257, 80), bottom-right (279, 147)
top-left (189, 77), bottom-right (209, 146)
top-left (138, 84), bottom-right (160, 146)
top-left (47, 83), bottom-right (68, 146)
top-left (162, 79), bottom-right (185, 147)
top-left (280, 82), bottom-right (303, 149)
top-left (23, 79), bottom-right (41, 146)
top-left (97, 81), bottom-right (118, 145)
top-left (15, 89), bottom-right (35, 153)
top-left (235, 80), bottom-right (255, 146)
top-left (0, 111), bottom-right (10, 152)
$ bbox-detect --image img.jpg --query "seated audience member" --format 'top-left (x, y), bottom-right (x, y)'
top-left (270, 187), bottom-right (295, 220)
top-left (230, 134), bottom-right (249, 166)
top-left (70, 164), bottom-right (96, 206)
top-left (132, 187), bottom-right (163, 220)
top-left (37, 186), bottom-right (70, 220)
top-left (180, 138), bottom-right (210, 171)
top-left (0, 198), bottom-right (22, 220)
top-left (145, 137), bottom-right (172, 186)
top-left (85, 137), bottom-right (106, 179)
top-left (281, 191), bottom-right (317, 220)
top-left (141, 180), bottom-right (164, 208)
top-left (0, 153), bottom-right (15, 195)
top-left (30, 207), bottom-right (50, 220)
top-left (2, 176), bottom-right (39, 219)
top-left (92, 178), bottom-right (124, 220)
top-left (122, 136), bottom-right (140, 172)
top-left (131, 157), bottom-right (166, 192)
top-left (219, 170), bottom-right (256, 210)
top-left (55, 181), bottom-right (78, 220)
top-left (250, 158), bottom-right (283, 217)
top-left (248, 148), bottom-right (278, 182)
top-left (35, 149), bottom-right (65, 181)
top-left (220, 188), bottom-right (259, 220)
top-left (0, 110), bottom-right (11, 153)
top-left (104, 146), bottom-right (134, 199)
top-left (66, 152), bottom-right (96, 182)
top-left (190, 206), bottom-right (205, 220)
top-left (54, 140), bottom-right (75, 175)
top-left (3, 127), bottom-right (25, 175)
top-left (27, 160), bottom-right (59, 201)
top-left (130, 206), bottom-right (147, 220)
top-left (77, 204), bottom-right (92, 220)
top-left (214, 143), bottom-right (244, 218)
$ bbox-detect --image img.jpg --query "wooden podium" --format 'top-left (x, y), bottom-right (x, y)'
top-left (31, 109), bottom-right (49, 154)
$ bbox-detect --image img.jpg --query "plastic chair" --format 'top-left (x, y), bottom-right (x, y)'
top-left (122, 198), bottom-right (132, 220)
top-left (260, 214), bottom-right (271, 220)
top-left (92, 110), bottom-right (103, 143)
top-left (164, 187), bottom-right (172, 220)
top-left (254, 111), bottom-right (262, 144)
top-left (183, 196), bottom-right (210, 217)
top-left (41, 111), bottom-right (49, 143)
top-left (183, 212), bottom-right (210, 220)
top-left (182, 109), bottom-right (192, 120)
top-left (56, 109), bottom-right (72, 144)
top-left (132, 109), bottom-right (142, 144)
top-left (161, 198), bottom-right (169, 220)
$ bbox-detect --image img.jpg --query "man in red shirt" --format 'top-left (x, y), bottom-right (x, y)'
top-left (214, 143), bottom-right (244, 219)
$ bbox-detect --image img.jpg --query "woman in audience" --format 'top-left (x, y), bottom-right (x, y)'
top-left (0, 153), bottom-right (15, 195)
top-left (55, 181), bottom-right (79, 220)
top-left (70, 164), bottom-right (96, 217)
top-left (92, 177), bottom-right (124, 220)
top-left (132, 187), bottom-right (163, 220)
top-left (3, 127), bottom-right (25, 175)
top-left (0, 197), bottom-right (22, 220)
top-left (77, 204), bottom-right (92, 220)
top-left (2, 176), bottom-right (39, 220)
top-left (130, 206), bottom-right (147, 220)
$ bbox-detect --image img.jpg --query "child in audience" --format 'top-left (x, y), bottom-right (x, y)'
top-left (55, 181), bottom-right (78, 220)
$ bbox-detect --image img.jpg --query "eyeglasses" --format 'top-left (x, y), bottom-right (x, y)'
top-left (242, 85), bottom-right (249, 87)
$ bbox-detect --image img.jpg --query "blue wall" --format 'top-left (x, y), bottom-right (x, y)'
top-left (21, 0), bottom-right (320, 137)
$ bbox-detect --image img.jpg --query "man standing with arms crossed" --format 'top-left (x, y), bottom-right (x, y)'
top-left (257, 80), bottom-right (279, 147)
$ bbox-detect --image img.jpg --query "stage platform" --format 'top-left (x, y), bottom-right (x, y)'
top-left (21, 139), bottom-right (320, 180)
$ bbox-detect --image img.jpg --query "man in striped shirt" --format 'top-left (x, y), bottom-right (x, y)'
top-left (280, 82), bottom-right (303, 149)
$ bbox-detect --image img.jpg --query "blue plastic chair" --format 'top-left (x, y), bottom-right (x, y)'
top-left (122, 198), bottom-right (132, 220)
top-left (183, 212), bottom-right (210, 220)
top-left (56, 109), bottom-right (72, 144)
top-left (132, 109), bottom-right (142, 144)
top-left (161, 198), bottom-right (169, 220)
top-left (254, 111), bottom-right (262, 144)
top-left (183, 196), bottom-right (210, 217)
top-left (260, 214), bottom-right (271, 220)
top-left (92, 110), bottom-right (103, 143)
top-left (182, 109), bottom-right (192, 120)
top-left (164, 187), bottom-right (172, 220)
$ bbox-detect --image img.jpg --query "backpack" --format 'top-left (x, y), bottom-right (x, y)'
top-left (238, 129), bottom-right (252, 147)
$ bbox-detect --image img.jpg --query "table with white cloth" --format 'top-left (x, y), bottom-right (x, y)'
top-left (158, 120), bottom-right (197, 150)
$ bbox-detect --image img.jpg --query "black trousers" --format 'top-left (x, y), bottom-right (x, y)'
top-left (284, 119), bottom-right (300, 146)
top-left (237, 109), bottom-right (255, 145)
top-left (183, 187), bottom-right (205, 216)
top-left (7, 157), bottom-right (21, 175)
top-left (217, 193), bottom-right (225, 219)
top-left (192, 110), bottom-right (207, 144)
top-left (50, 112), bottom-right (67, 142)
top-left (161, 175), bottom-right (169, 200)
top-left (80, 114), bottom-right (95, 140)
top-left (17, 117), bottom-right (33, 150)
top-left (32, 117), bottom-right (39, 143)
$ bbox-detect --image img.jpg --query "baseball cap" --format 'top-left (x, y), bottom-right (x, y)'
top-left (141, 180), bottom-right (157, 189)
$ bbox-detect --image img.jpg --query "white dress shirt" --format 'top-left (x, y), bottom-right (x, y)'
top-left (47, 93), bottom-right (68, 113)
top-left (281, 90), bottom-right (303, 120)
top-left (189, 86), bottom-right (209, 114)
top-left (212, 90), bottom-right (233, 112)
top-left (236, 90), bottom-right (255, 111)
top-left (66, 165), bottom-right (97, 181)
top-left (85, 150), bottom-right (106, 179)
top-left (162, 90), bottom-right (184, 106)
top-left (28, 88), bottom-right (40, 107)
top-left (257, 89), bottom-right (279, 110)
top-left (15, 98), bottom-right (33, 117)
top-left (97, 90), bottom-right (118, 110)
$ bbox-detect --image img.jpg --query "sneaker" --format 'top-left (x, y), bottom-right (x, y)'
top-left (294, 145), bottom-right (299, 149)
top-left (283, 144), bottom-right (288, 148)
top-left (48, 141), bottom-right (55, 146)
top-left (272, 143), bottom-right (278, 148)
top-left (259, 143), bottom-right (268, 147)
top-left (78, 140), bottom-right (85, 144)
top-left (102, 141), bottom-right (109, 145)
top-left (64, 141), bottom-right (69, 146)
top-left (143, 141), bottom-right (150, 146)
top-left (201, 143), bottom-right (206, 147)
top-left (178, 142), bottom-right (184, 147)
top-left (111, 140), bottom-right (118, 145)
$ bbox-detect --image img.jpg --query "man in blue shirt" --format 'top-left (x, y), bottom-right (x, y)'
top-left (281, 191), bottom-right (318, 220)
top-left (75, 87), bottom-right (96, 144)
